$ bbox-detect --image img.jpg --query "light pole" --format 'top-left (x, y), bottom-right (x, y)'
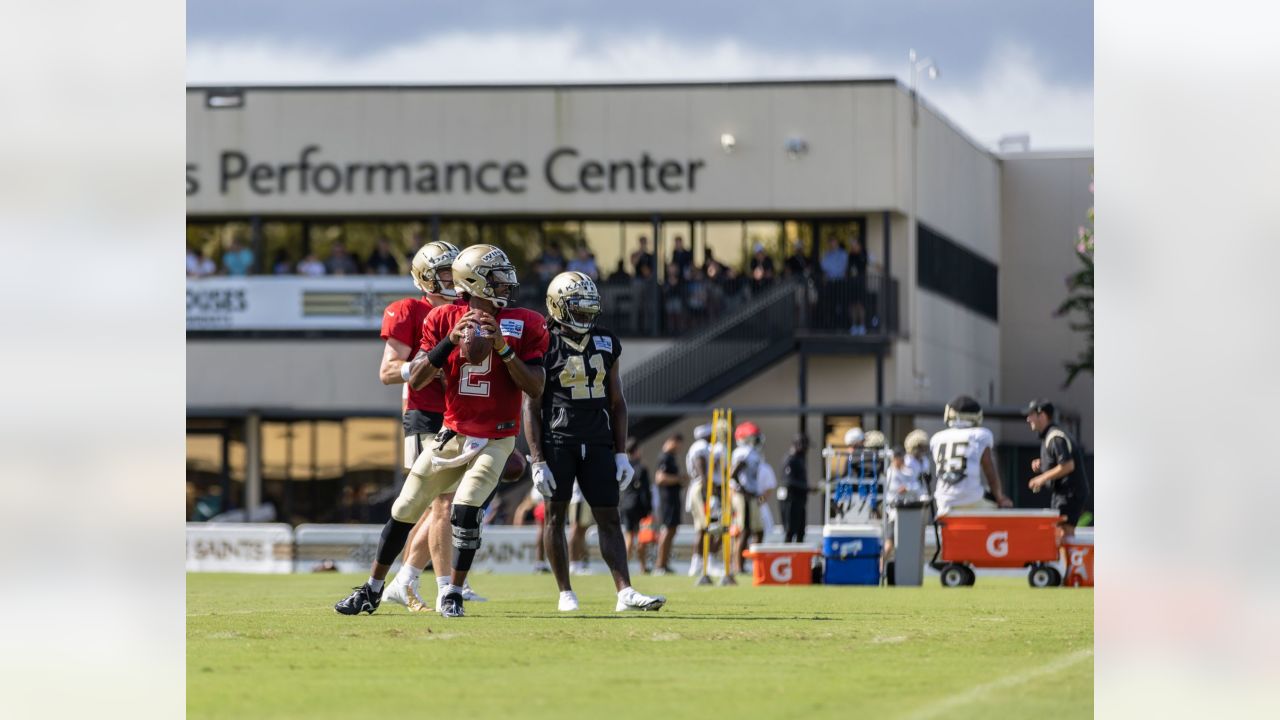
top-left (907, 49), bottom-right (938, 400)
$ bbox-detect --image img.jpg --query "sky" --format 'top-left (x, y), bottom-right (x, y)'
top-left (186, 1), bottom-right (1093, 151)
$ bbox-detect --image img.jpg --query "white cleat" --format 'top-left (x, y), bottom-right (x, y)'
top-left (382, 579), bottom-right (409, 607)
top-left (461, 584), bottom-right (488, 602)
top-left (570, 562), bottom-right (594, 576)
top-left (616, 588), bottom-right (666, 612)
top-left (688, 556), bottom-right (703, 577)
top-left (558, 591), bottom-right (580, 612)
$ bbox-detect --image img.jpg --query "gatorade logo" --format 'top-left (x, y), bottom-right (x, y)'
top-left (770, 556), bottom-right (793, 582)
top-left (986, 531), bottom-right (1009, 557)
top-left (1068, 548), bottom-right (1090, 581)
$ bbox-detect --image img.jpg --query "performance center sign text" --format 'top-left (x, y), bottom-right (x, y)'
top-left (186, 145), bottom-right (707, 197)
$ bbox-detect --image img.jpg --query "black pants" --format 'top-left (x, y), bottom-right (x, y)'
top-left (544, 442), bottom-right (619, 507)
top-left (781, 490), bottom-right (808, 542)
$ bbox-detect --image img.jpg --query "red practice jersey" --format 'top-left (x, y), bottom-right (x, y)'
top-left (420, 303), bottom-right (549, 439)
top-left (381, 297), bottom-right (445, 416)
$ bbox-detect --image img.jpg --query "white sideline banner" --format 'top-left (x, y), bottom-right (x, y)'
top-left (186, 276), bottom-right (416, 331)
top-left (293, 524), bottom-right (544, 574)
top-left (186, 523), bottom-right (294, 573)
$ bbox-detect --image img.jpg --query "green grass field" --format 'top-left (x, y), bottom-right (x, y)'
top-left (188, 572), bottom-right (1092, 719)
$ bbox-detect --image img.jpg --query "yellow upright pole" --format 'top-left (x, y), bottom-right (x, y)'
top-left (722, 408), bottom-right (736, 584)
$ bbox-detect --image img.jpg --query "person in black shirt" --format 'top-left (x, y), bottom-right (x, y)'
top-left (653, 433), bottom-right (684, 574)
top-left (779, 434), bottom-right (810, 542)
top-left (366, 237), bottom-right (401, 275)
top-left (619, 437), bottom-right (653, 573)
top-left (523, 271), bottom-right (666, 613)
top-left (1025, 399), bottom-right (1092, 536)
top-left (670, 235), bottom-right (693, 279)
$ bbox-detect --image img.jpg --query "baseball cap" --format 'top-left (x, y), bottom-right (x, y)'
top-left (1024, 398), bottom-right (1055, 418)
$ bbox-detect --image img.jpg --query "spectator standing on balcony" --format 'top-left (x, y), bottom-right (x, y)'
top-left (663, 261), bottom-right (686, 333)
top-left (536, 243), bottom-right (567, 283)
top-left (749, 242), bottom-right (776, 293)
top-left (784, 240), bottom-right (811, 279)
top-left (671, 235), bottom-right (693, 279)
top-left (366, 237), bottom-right (400, 275)
top-left (271, 250), bottom-right (293, 275)
top-left (222, 238), bottom-right (255, 276)
top-left (632, 260), bottom-right (656, 334)
top-left (297, 252), bottom-right (326, 276)
top-left (684, 266), bottom-right (709, 321)
top-left (187, 247), bottom-right (216, 277)
top-left (606, 260), bottom-right (629, 285)
top-left (819, 237), bottom-right (851, 328)
top-left (630, 236), bottom-right (655, 277)
top-left (326, 241), bottom-right (361, 275)
top-left (848, 235), bottom-right (869, 335)
top-left (566, 245), bottom-right (600, 280)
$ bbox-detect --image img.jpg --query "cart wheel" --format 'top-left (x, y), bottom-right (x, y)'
top-left (960, 565), bottom-right (976, 586)
top-left (940, 564), bottom-right (969, 587)
top-left (1028, 564), bottom-right (1059, 588)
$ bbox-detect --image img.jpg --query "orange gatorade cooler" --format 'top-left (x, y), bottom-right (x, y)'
top-left (938, 510), bottom-right (1062, 567)
top-left (1063, 531), bottom-right (1094, 587)
top-left (745, 543), bottom-right (821, 586)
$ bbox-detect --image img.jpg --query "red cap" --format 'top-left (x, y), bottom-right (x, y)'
top-left (734, 421), bottom-right (760, 441)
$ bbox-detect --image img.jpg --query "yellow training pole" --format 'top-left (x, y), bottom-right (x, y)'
top-left (723, 408), bottom-right (734, 577)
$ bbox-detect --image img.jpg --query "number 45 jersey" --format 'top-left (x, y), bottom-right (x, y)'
top-left (540, 325), bottom-right (621, 447)
top-left (929, 425), bottom-right (995, 508)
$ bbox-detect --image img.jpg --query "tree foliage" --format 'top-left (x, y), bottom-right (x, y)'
top-left (1056, 180), bottom-right (1094, 387)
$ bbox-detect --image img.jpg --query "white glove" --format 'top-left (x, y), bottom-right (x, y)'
top-left (820, 447), bottom-right (835, 458)
top-left (615, 453), bottom-right (635, 489)
top-left (531, 461), bottom-right (555, 498)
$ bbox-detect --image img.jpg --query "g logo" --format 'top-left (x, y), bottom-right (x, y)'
top-left (770, 556), bottom-right (793, 582)
top-left (1068, 548), bottom-right (1089, 580)
top-left (986, 531), bottom-right (1009, 557)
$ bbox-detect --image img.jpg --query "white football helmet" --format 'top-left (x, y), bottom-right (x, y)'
top-left (546, 271), bottom-right (602, 334)
top-left (410, 241), bottom-right (460, 296)
top-left (843, 427), bottom-right (864, 447)
top-left (943, 395), bottom-right (984, 427)
top-left (452, 244), bottom-right (519, 308)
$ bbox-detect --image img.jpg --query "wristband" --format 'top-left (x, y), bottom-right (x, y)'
top-left (498, 344), bottom-right (516, 362)
top-left (400, 362), bottom-right (413, 382)
top-left (426, 338), bottom-right (456, 368)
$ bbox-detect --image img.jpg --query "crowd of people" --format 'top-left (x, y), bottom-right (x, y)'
top-left (186, 237), bottom-right (413, 278)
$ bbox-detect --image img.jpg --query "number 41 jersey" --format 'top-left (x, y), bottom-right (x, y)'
top-left (540, 325), bottom-right (621, 447)
top-left (929, 425), bottom-right (995, 507)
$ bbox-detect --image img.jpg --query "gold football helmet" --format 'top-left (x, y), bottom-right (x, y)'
top-left (545, 271), bottom-right (602, 334)
top-left (410, 241), bottom-right (460, 296)
top-left (452, 244), bottom-right (519, 308)
top-left (904, 429), bottom-right (930, 455)
top-left (863, 430), bottom-right (886, 449)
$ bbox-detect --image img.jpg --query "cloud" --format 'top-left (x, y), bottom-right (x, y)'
top-left (186, 31), bottom-right (1091, 150)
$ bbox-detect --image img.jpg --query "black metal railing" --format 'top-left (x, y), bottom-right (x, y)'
top-left (625, 280), bottom-right (800, 405)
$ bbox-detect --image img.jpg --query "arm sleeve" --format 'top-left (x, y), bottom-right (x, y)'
top-left (380, 300), bottom-right (414, 345)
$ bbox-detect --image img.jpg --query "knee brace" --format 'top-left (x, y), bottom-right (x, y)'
top-left (450, 503), bottom-right (483, 550)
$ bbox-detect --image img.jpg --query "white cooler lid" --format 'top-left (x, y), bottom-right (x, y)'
top-left (822, 524), bottom-right (883, 537)
top-left (749, 543), bottom-right (820, 553)
top-left (942, 509), bottom-right (1064, 518)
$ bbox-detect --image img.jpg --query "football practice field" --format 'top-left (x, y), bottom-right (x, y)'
top-left (188, 573), bottom-right (1092, 719)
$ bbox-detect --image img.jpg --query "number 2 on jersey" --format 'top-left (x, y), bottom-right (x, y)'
top-left (459, 355), bottom-right (492, 396)
top-left (559, 354), bottom-right (607, 399)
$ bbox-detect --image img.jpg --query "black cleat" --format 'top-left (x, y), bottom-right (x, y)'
top-left (334, 583), bottom-right (382, 616)
top-left (438, 591), bottom-right (465, 618)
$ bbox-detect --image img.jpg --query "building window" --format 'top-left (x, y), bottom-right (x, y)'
top-left (916, 221), bottom-right (998, 321)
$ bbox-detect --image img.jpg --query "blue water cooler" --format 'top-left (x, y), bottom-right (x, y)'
top-left (822, 524), bottom-right (883, 585)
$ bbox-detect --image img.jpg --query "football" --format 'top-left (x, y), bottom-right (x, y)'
top-left (460, 325), bottom-right (493, 365)
top-left (500, 451), bottom-right (527, 482)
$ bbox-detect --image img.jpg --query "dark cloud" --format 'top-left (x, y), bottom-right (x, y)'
top-left (187, 0), bottom-right (1093, 86)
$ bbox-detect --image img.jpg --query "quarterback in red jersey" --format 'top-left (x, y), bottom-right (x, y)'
top-left (374, 241), bottom-right (488, 613)
top-left (336, 244), bottom-right (547, 618)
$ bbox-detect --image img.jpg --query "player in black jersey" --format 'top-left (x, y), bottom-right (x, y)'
top-left (522, 271), bottom-right (666, 613)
